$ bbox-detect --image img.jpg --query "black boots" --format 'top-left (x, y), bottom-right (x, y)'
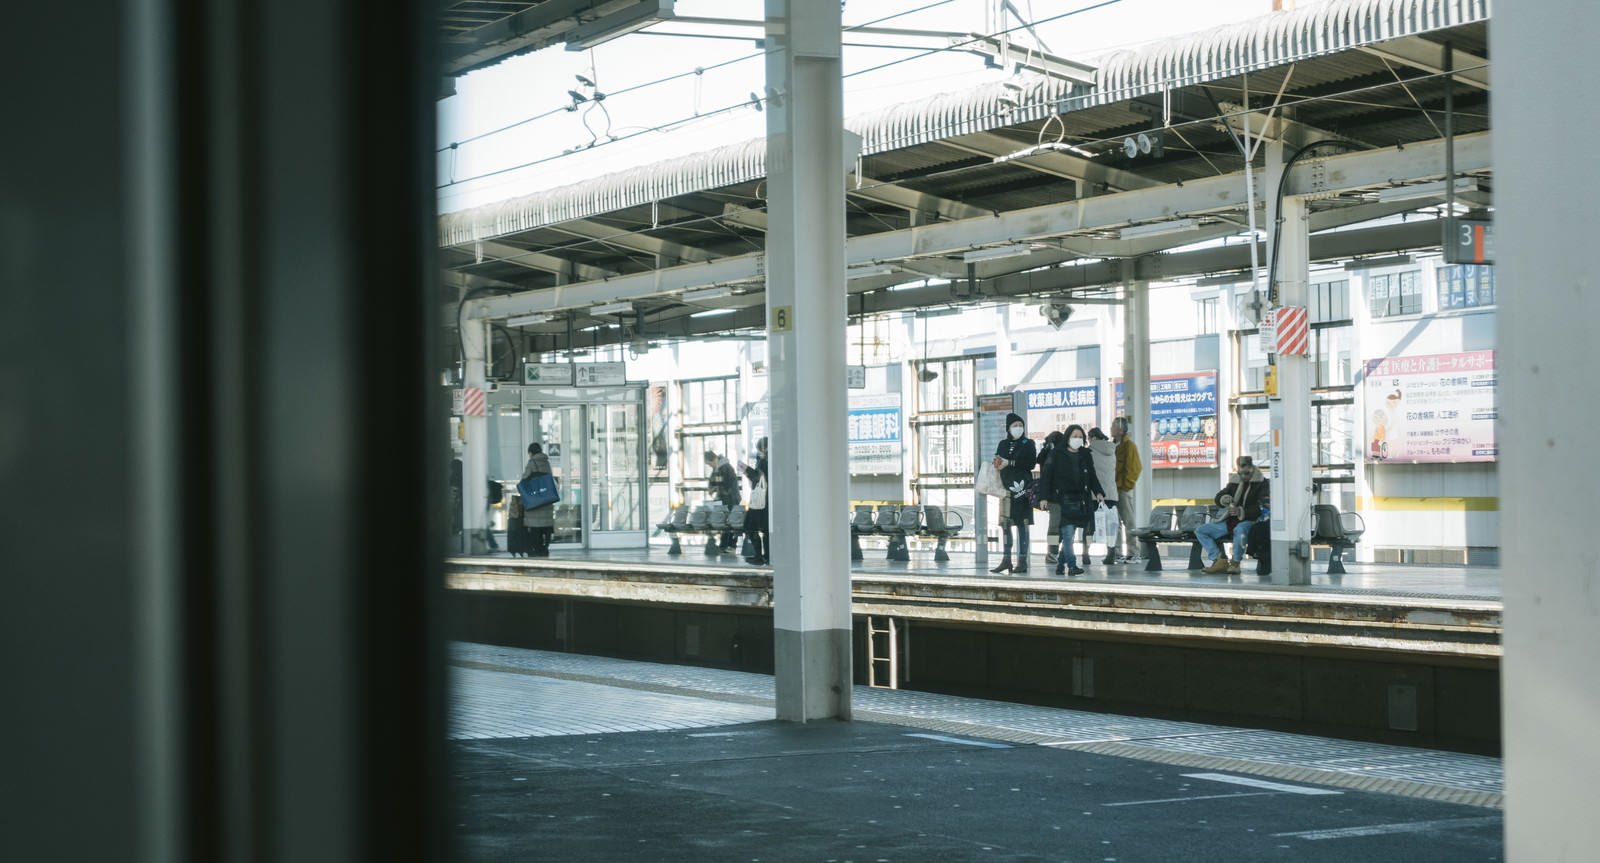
top-left (1013, 556), bottom-right (1028, 574)
top-left (989, 555), bottom-right (1013, 573)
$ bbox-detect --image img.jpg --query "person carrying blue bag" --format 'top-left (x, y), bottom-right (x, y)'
top-left (518, 442), bottom-right (558, 557)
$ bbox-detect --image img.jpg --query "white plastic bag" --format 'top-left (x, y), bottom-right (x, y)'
top-left (1094, 501), bottom-right (1119, 540)
top-left (974, 462), bottom-right (1007, 498)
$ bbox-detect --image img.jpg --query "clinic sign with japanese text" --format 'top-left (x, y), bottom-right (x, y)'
top-left (1365, 350), bottom-right (1496, 463)
top-left (1023, 382), bottom-right (1098, 443)
top-left (848, 393), bottom-right (902, 475)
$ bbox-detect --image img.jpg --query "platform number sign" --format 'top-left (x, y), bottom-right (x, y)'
top-left (770, 305), bottom-right (793, 333)
top-left (1444, 218), bottom-right (1493, 265)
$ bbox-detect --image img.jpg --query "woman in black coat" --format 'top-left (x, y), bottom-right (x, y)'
top-left (989, 411), bottom-right (1037, 574)
top-left (1042, 424), bottom-right (1104, 576)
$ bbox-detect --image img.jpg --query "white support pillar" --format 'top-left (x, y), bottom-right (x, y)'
top-left (1264, 142), bottom-right (1311, 585)
top-left (462, 316), bottom-right (490, 555)
top-left (1121, 261), bottom-right (1151, 523)
top-left (764, 0), bottom-right (851, 722)
top-left (1497, 3), bottom-right (1600, 855)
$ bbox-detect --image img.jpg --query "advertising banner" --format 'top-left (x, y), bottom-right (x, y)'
top-left (1364, 350), bottom-right (1497, 463)
top-left (1115, 372), bottom-right (1219, 468)
top-left (1022, 381), bottom-right (1099, 441)
top-left (848, 393), bottom-right (902, 474)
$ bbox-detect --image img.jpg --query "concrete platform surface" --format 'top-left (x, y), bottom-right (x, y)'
top-left (450, 642), bottom-right (1504, 862)
top-left (456, 542), bottom-right (1502, 602)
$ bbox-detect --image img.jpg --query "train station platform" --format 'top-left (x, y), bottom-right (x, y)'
top-left (446, 545), bottom-right (1502, 660)
top-left (450, 641), bottom-right (1503, 862)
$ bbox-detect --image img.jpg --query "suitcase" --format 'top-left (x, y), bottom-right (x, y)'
top-left (507, 521), bottom-right (533, 557)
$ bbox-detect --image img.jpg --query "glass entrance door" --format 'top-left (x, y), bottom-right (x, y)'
top-left (587, 401), bottom-right (644, 545)
top-left (520, 386), bottom-right (647, 550)
top-left (527, 404), bottom-right (584, 547)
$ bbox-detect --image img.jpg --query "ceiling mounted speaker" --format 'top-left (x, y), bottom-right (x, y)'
top-left (1040, 302), bottom-right (1073, 330)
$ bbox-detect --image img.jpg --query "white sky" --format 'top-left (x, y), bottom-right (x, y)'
top-left (437, 0), bottom-right (1288, 213)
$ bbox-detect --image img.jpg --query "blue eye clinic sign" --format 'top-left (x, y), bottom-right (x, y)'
top-left (848, 394), bottom-right (902, 475)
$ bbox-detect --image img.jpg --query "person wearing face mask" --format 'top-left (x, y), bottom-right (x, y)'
top-left (989, 412), bottom-right (1038, 573)
top-left (1041, 424), bottom-right (1104, 576)
top-left (1196, 455), bottom-right (1270, 574)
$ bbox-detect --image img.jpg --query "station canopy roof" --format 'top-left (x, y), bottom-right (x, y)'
top-left (439, 0), bottom-right (1491, 353)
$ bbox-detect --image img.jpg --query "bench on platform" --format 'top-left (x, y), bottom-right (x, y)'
top-left (850, 504), bottom-right (967, 562)
top-left (1311, 503), bottom-right (1365, 574)
top-left (1129, 502), bottom-right (1366, 574)
top-left (918, 504), bottom-right (965, 562)
top-left (659, 503), bottom-right (747, 555)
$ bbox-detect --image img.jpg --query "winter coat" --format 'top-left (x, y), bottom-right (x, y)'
top-left (993, 412), bottom-right (1038, 494)
top-left (742, 455), bottom-right (768, 510)
top-left (1114, 436), bottom-right (1143, 493)
top-left (521, 452), bottom-right (555, 528)
top-left (1214, 472), bottom-right (1270, 524)
top-left (1043, 446), bottom-right (1104, 527)
top-left (709, 458), bottom-right (741, 507)
top-left (991, 413), bottom-right (1037, 524)
top-left (1087, 438), bottom-right (1118, 504)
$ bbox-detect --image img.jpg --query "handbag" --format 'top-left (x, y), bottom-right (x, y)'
top-left (749, 477), bottom-right (767, 510)
top-left (1061, 491), bottom-right (1092, 520)
top-left (974, 462), bottom-right (1007, 498)
top-left (517, 473), bottom-right (560, 509)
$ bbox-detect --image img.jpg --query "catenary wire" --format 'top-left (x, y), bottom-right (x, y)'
top-left (439, 1), bottom-right (1119, 188)
top-left (438, 0), bottom-right (963, 154)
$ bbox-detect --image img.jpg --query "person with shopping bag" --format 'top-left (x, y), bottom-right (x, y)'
top-left (1084, 427), bottom-right (1120, 565)
top-left (1040, 424), bottom-right (1104, 576)
top-left (987, 412), bottom-right (1037, 574)
top-left (739, 436), bottom-right (769, 565)
top-left (519, 442), bottom-right (557, 557)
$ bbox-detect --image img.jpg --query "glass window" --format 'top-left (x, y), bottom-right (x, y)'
top-left (1313, 325), bottom-right (1355, 388)
top-left (1196, 297), bottom-right (1220, 335)
top-left (911, 356), bottom-right (985, 512)
top-left (1238, 331), bottom-right (1269, 393)
top-left (1315, 401), bottom-right (1356, 468)
top-left (1367, 271), bottom-right (1422, 318)
top-left (1238, 406), bottom-right (1272, 467)
top-left (678, 376), bottom-right (743, 504)
top-left (1311, 279), bottom-right (1350, 323)
top-left (1435, 264), bottom-right (1496, 310)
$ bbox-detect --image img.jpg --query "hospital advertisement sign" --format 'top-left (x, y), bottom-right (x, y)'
top-left (848, 393), bottom-right (902, 475)
top-left (1023, 381), bottom-right (1098, 442)
top-left (1115, 372), bottom-right (1219, 468)
top-left (1364, 350), bottom-right (1497, 463)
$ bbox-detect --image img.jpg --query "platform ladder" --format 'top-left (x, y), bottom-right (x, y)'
top-left (866, 616), bottom-right (903, 689)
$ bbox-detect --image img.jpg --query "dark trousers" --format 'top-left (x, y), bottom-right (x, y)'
top-left (744, 508), bottom-right (769, 561)
top-left (531, 526), bottom-right (552, 557)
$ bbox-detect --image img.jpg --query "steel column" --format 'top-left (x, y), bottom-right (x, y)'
top-left (1121, 261), bottom-right (1152, 535)
top-left (764, 0), bottom-right (851, 722)
top-left (1265, 142), bottom-right (1311, 585)
top-left (462, 318), bottom-right (490, 555)
top-left (1496, 1), bottom-right (1600, 855)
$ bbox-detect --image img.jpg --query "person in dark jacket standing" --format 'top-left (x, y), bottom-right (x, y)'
top-left (1036, 431), bottom-right (1066, 565)
top-left (989, 412), bottom-right (1037, 573)
top-left (740, 437), bottom-right (769, 565)
top-left (1042, 424), bottom-right (1104, 576)
top-left (521, 442), bottom-right (556, 557)
top-left (704, 449), bottom-right (742, 553)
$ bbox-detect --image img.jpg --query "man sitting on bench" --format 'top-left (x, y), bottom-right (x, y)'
top-left (1197, 455), bottom-right (1269, 574)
